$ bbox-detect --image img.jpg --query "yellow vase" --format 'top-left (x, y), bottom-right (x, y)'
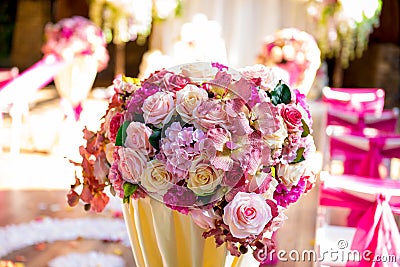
top-left (122, 197), bottom-right (261, 267)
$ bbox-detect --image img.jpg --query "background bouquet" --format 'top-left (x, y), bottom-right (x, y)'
top-left (41, 16), bottom-right (109, 72)
top-left (257, 28), bottom-right (321, 95)
top-left (68, 62), bottom-right (316, 264)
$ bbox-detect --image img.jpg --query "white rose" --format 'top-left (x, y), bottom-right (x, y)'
top-left (263, 118), bottom-right (288, 149)
top-left (176, 84), bottom-right (208, 123)
top-left (277, 161), bottom-right (308, 187)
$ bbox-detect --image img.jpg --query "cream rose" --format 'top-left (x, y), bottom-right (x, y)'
top-left (176, 84), bottom-right (208, 123)
top-left (223, 192), bottom-right (272, 238)
top-left (118, 147), bottom-right (147, 183)
top-left (124, 121), bottom-right (154, 155)
top-left (142, 91), bottom-right (175, 126)
top-left (140, 160), bottom-right (174, 195)
top-left (277, 161), bottom-right (307, 187)
top-left (187, 160), bottom-right (224, 196)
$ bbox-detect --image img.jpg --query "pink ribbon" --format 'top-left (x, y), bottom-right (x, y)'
top-left (330, 135), bottom-right (368, 176)
top-left (320, 178), bottom-right (400, 266)
top-left (359, 137), bottom-right (386, 179)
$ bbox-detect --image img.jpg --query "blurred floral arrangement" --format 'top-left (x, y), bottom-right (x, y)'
top-left (307, 0), bottom-right (382, 68)
top-left (41, 16), bottom-right (109, 72)
top-left (257, 28), bottom-right (321, 95)
top-left (89, 0), bottom-right (181, 44)
top-left (67, 62), bottom-right (316, 264)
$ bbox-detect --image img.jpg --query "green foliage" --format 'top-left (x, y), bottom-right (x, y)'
top-left (270, 81), bottom-right (292, 106)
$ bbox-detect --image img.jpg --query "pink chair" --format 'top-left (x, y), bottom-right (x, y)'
top-left (329, 133), bottom-right (400, 178)
top-left (326, 108), bottom-right (399, 134)
top-left (315, 173), bottom-right (400, 266)
top-left (322, 87), bottom-right (399, 177)
top-left (322, 87), bottom-right (385, 114)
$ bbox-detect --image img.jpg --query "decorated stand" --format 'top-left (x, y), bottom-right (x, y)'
top-left (68, 62), bottom-right (317, 267)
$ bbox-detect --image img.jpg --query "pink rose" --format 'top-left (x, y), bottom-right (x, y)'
top-left (193, 100), bottom-right (228, 131)
top-left (223, 192), bottom-right (272, 238)
top-left (109, 160), bottom-right (124, 198)
top-left (162, 73), bottom-right (192, 92)
top-left (118, 147), bottom-right (147, 183)
top-left (280, 104), bottom-right (303, 132)
top-left (142, 91), bottom-right (175, 126)
top-left (124, 121), bottom-right (155, 155)
top-left (107, 112), bottom-right (124, 143)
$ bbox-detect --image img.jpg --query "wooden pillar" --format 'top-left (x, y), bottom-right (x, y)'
top-left (115, 43), bottom-right (126, 76)
top-left (11, 0), bottom-right (52, 71)
top-left (53, 0), bottom-right (89, 21)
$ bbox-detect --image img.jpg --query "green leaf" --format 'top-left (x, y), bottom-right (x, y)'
top-left (270, 81), bottom-right (291, 105)
top-left (134, 113), bottom-right (145, 123)
top-left (149, 129), bottom-right (161, 150)
top-left (301, 119), bottom-right (310, 138)
top-left (292, 147), bottom-right (305, 164)
top-left (123, 182), bottom-right (138, 204)
top-left (115, 121), bottom-right (131, 146)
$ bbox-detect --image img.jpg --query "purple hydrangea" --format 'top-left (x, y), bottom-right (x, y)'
top-left (163, 185), bottom-right (197, 214)
top-left (273, 179), bottom-right (306, 208)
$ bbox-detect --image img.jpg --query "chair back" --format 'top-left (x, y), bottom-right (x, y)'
top-left (327, 108), bottom-right (399, 134)
top-left (322, 87), bottom-right (385, 114)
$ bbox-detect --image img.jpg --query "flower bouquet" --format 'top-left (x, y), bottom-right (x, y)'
top-left (257, 28), bottom-right (321, 97)
top-left (68, 62), bottom-right (316, 266)
top-left (42, 16), bottom-right (109, 120)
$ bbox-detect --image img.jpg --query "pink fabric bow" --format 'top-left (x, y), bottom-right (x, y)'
top-left (320, 179), bottom-right (400, 267)
top-left (330, 135), bottom-right (400, 178)
top-left (0, 55), bottom-right (66, 107)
